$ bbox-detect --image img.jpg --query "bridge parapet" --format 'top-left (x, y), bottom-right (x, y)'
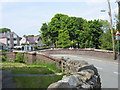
top-left (48, 57), bottom-right (101, 89)
top-left (40, 48), bottom-right (115, 59)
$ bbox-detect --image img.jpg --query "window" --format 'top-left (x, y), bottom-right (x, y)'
top-left (14, 34), bottom-right (17, 38)
top-left (8, 40), bottom-right (10, 44)
top-left (14, 38), bottom-right (17, 40)
top-left (14, 44), bottom-right (17, 46)
top-left (14, 40), bottom-right (17, 44)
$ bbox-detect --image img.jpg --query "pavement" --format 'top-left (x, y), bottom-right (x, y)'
top-left (2, 70), bottom-right (16, 88)
top-left (50, 54), bottom-right (119, 88)
top-left (11, 73), bottom-right (62, 77)
top-left (2, 70), bottom-right (62, 88)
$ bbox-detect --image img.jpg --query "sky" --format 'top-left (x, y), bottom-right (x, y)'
top-left (0, 0), bottom-right (118, 37)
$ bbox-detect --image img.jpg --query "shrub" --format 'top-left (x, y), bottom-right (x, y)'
top-left (15, 53), bottom-right (24, 63)
top-left (0, 50), bottom-right (8, 62)
top-left (2, 56), bottom-right (7, 62)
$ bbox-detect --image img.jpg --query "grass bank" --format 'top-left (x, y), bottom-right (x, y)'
top-left (13, 75), bottom-right (63, 88)
top-left (2, 61), bottom-right (63, 88)
top-left (2, 61), bottom-right (61, 74)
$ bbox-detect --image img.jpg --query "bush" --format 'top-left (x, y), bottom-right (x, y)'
top-left (15, 53), bottom-right (24, 63)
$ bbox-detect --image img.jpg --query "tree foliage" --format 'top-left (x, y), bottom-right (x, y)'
top-left (0, 28), bottom-right (11, 33)
top-left (40, 13), bottom-right (116, 50)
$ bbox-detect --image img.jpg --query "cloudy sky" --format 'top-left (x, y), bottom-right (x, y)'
top-left (0, 0), bottom-right (118, 37)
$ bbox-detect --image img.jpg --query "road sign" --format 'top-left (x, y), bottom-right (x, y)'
top-left (116, 31), bottom-right (120, 40)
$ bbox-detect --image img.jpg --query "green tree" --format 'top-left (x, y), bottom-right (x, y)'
top-left (99, 20), bottom-right (117, 50)
top-left (48, 14), bottom-right (69, 47)
top-left (88, 20), bottom-right (103, 48)
top-left (40, 13), bottom-right (104, 49)
top-left (40, 23), bottom-right (52, 46)
top-left (56, 29), bottom-right (71, 48)
top-left (99, 29), bottom-right (112, 50)
top-left (0, 28), bottom-right (11, 33)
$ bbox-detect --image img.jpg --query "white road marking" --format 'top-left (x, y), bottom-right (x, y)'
top-left (95, 66), bottom-right (103, 70)
top-left (114, 72), bottom-right (119, 75)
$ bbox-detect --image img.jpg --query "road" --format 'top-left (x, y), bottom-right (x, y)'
top-left (51, 54), bottom-right (119, 88)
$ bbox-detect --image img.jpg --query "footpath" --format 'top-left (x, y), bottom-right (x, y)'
top-left (2, 70), bottom-right (62, 88)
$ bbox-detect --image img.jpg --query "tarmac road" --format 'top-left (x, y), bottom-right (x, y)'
top-left (51, 54), bottom-right (119, 88)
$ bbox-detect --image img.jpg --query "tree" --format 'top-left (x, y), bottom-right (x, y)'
top-left (88, 20), bottom-right (103, 48)
top-left (0, 28), bottom-right (11, 33)
top-left (40, 13), bottom-right (103, 49)
top-left (40, 23), bottom-right (51, 46)
top-left (48, 14), bottom-right (69, 47)
top-left (99, 29), bottom-right (112, 50)
top-left (56, 29), bottom-right (71, 48)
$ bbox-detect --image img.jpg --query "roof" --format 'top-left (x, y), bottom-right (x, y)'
top-left (25, 36), bottom-right (40, 44)
top-left (0, 42), bottom-right (6, 45)
top-left (0, 32), bottom-right (19, 38)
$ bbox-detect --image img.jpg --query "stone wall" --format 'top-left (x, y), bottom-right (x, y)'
top-left (40, 48), bottom-right (114, 59)
top-left (3, 51), bottom-right (101, 89)
top-left (4, 52), bottom-right (61, 68)
top-left (24, 52), bottom-right (36, 64)
top-left (36, 53), bottom-right (61, 68)
top-left (48, 58), bottom-right (101, 90)
top-left (6, 52), bottom-right (17, 62)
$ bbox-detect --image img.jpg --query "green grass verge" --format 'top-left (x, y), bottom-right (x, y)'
top-left (33, 62), bottom-right (61, 73)
top-left (1, 61), bottom-right (62, 74)
top-left (11, 67), bottom-right (54, 74)
top-left (13, 75), bottom-right (64, 88)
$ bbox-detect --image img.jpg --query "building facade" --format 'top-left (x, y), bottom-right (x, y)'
top-left (20, 36), bottom-right (43, 46)
top-left (0, 31), bottom-right (20, 49)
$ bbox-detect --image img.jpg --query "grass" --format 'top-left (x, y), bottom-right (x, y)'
top-left (11, 67), bottom-right (54, 74)
top-left (1, 61), bottom-right (62, 74)
top-left (1, 59), bottom-right (64, 88)
top-left (13, 75), bottom-right (64, 88)
top-left (33, 62), bottom-right (61, 73)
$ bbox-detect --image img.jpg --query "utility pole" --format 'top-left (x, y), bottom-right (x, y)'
top-left (116, 0), bottom-right (120, 62)
top-left (116, 0), bottom-right (120, 32)
top-left (107, 0), bottom-right (116, 60)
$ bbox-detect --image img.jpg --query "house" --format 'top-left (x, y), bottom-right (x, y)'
top-left (18, 35), bottom-right (43, 51)
top-left (0, 31), bottom-right (20, 49)
top-left (20, 35), bottom-right (43, 46)
top-left (0, 42), bottom-right (7, 50)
